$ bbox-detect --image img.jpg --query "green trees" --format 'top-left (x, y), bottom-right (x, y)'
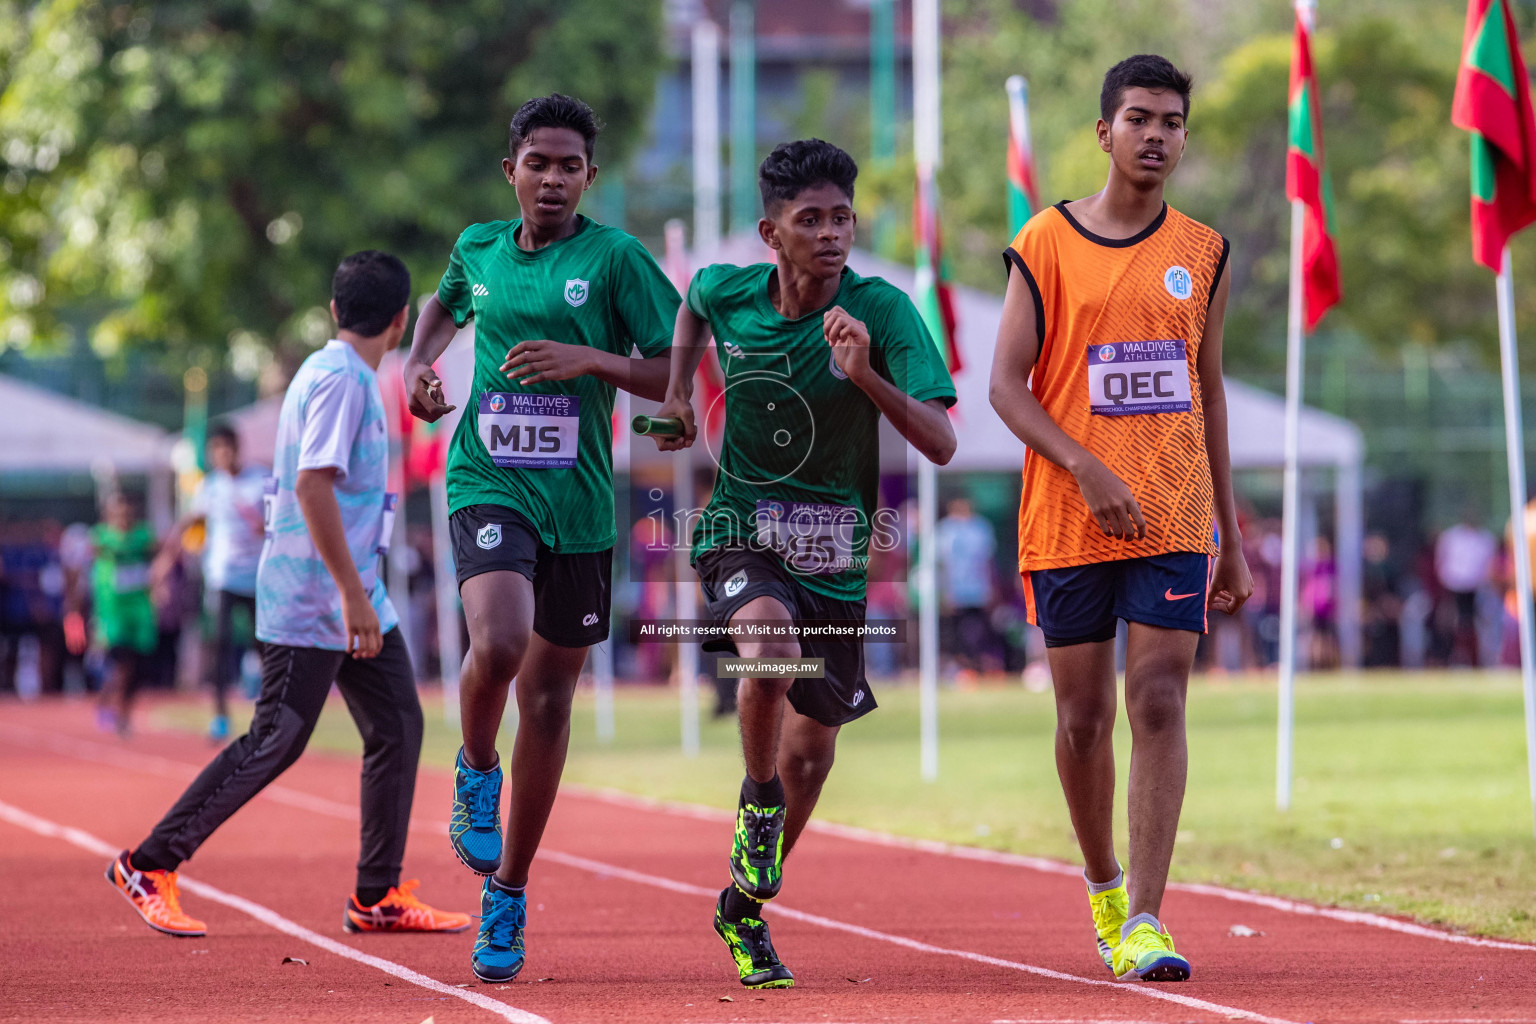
top-left (0, 0), bottom-right (664, 366)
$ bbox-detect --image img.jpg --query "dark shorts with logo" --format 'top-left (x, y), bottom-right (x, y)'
top-left (695, 546), bottom-right (874, 728)
top-left (1022, 552), bottom-right (1212, 647)
top-left (449, 504), bottom-right (611, 648)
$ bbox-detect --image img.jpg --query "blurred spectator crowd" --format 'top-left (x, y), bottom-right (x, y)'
top-left (7, 478), bottom-right (1536, 707)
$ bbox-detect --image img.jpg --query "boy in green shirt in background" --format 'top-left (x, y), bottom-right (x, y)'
top-left (89, 493), bottom-right (158, 736)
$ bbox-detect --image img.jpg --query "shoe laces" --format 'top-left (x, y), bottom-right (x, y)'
top-left (734, 917), bottom-right (779, 967)
top-left (154, 871), bottom-right (189, 918)
top-left (381, 879), bottom-right (422, 908)
top-left (481, 890), bottom-right (525, 949)
top-left (1123, 921), bottom-right (1172, 959)
top-left (464, 771), bottom-right (499, 831)
top-left (742, 805), bottom-right (783, 857)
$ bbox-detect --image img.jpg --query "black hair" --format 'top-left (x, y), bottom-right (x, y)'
top-left (1100, 54), bottom-right (1193, 123)
top-left (758, 139), bottom-right (858, 214)
top-left (509, 93), bottom-right (602, 162)
top-left (331, 250), bottom-right (410, 338)
top-left (207, 421), bottom-right (239, 448)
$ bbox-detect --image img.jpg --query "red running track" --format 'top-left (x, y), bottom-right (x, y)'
top-left (2, 695), bottom-right (1533, 1024)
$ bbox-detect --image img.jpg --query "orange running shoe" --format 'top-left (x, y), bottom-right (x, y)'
top-left (105, 851), bottom-right (207, 937)
top-left (343, 879), bottom-right (472, 933)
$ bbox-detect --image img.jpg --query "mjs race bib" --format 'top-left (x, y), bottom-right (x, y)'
top-left (754, 500), bottom-right (858, 575)
top-left (1087, 340), bottom-right (1192, 416)
top-left (478, 392), bottom-right (579, 469)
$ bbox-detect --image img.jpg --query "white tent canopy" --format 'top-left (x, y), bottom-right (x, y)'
top-left (0, 373), bottom-right (176, 527)
top-left (0, 373), bottom-right (174, 474)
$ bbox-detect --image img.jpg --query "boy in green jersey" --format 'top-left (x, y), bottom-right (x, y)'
top-left (651, 140), bottom-right (957, 988)
top-left (89, 492), bottom-right (159, 736)
top-left (404, 94), bottom-right (679, 983)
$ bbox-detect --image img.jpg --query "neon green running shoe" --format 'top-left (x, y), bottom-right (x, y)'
top-left (713, 887), bottom-right (794, 989)
top-left (1113, 921), bottom-right (1191, 982)
top-left (1087, 878), bottom-right (1129, 973)
top-left (728, 792), bottom-right (785, 900)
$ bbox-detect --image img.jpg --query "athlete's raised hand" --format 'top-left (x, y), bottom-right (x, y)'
top-left (1073, 457), bottom-right (1147, 541)
top-left (1207, 543), bottom-right (1253, 616)
top-left (502, 339), bottom-right (592, 386)
top-left (649, 393), bottom-right (697, 452)
top-left (824, 306), bottom-right (872, 384)
top-left (405, 360), bottom-right (456, 422)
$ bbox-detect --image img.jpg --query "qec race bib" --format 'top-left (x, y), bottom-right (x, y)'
top-left (1087, 340), bottom-right (1192, 416)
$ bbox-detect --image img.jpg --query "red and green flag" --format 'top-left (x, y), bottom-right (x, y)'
top-left (914, 166), bottom-right (961, 374)
top-left (1006, 75), bottom-right (1042, 237)
top-left (1286, 6), bottom-right (1342, 330)
top-left (1452, 0), bottom-right (1536, 272)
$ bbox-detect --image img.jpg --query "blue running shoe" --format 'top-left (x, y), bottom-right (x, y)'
top-left (472, 880), bottom-right (526, 983)
top-left (450, 747), bottom-right (503, 876)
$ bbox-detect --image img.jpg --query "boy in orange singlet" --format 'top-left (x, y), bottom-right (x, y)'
top-left (988, 55), bottom-right (1252, 982)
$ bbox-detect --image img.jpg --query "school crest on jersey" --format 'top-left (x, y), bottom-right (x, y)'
top-left (1163, 265), bottom-right (1193, 301)
top-left (564, 279), bottom-right (590, 307)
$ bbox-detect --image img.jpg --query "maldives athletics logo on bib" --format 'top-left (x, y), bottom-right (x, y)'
top-left (564, 278), bottom-right (590, 307)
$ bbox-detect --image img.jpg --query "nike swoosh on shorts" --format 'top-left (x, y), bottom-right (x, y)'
top-left (1164, 589), bottom-right (1199, 601)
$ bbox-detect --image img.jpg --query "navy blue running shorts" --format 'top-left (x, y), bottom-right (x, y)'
top-left (1022, 552), bottom-right (1212, 647)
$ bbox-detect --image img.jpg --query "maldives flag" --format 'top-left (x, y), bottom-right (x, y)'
top-left (1452, 0), bottom-right (1536, 272)
top-left (1286, 7), bottom-right (1342, 330)
top-left (1006, 75), bottom-right (1042, 237)
top-left (914, 166), bottom-right (961, 374)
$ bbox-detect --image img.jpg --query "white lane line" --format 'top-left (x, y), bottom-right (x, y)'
top-left (11, 724), bottom-right (1536, 955)
top-left (6, 725), bottom-right (1298, 1024)
top-left (0, 799), bottom-right (550, 1024)
top-left (566, 784), bottom-right (1536, 953)
top-left (537, 849), bottom-right (1300, 1024)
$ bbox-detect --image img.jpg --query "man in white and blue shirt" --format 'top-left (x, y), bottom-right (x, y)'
top-left (160, 422), bottom-right (267, 739)
top-left (108, 252), bottom-right (469, 939)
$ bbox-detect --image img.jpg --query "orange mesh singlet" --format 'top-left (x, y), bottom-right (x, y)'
top-left (1005, 201), bottom-right (1229, 572)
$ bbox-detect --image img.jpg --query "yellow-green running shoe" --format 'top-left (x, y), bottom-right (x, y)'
top-left (1113, 921), bottom-right (1191, 982)
top-left (1087, 878), bottom-right (1129, 973)
top-left (713, 887), bottom-right (794, 989)
top-left (728, 792), bottom-right (785, 900)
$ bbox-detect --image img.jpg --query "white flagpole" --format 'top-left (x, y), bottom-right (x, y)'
top-left (913, 0), bottom-right (941, 783)
top-left (1276, 196), bottom-right (1305, 812)
top-left (1495, 246), bottom-right (1536, 836)
top-left (679, 19), bottom-right (719, 759)
top-left (592, 638), bottom-right (615, 744)
top-left (430, 475), bottom-right (461, 726)
top-left (1276, 0), bottom-right (1317, 813)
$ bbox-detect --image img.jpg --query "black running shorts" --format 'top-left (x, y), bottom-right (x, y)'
top-left (450, 503), bottom-right (611, 648)
top-left (696, 546), bottom-right (875, 728)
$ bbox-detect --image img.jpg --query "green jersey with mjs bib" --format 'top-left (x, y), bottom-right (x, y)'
top-left (436, 216), bottom-right (680, 552)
